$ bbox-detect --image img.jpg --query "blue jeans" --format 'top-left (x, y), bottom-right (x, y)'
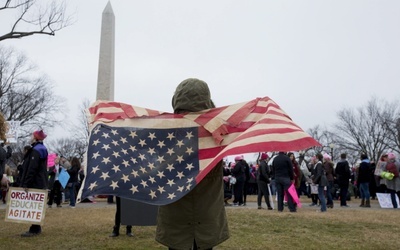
top-left (359, 182), bottom-right (370, 200)
top-left (69, 182), bottom-right (76, 206)
top-left (318, 186), bottom-right (327, 212)
top-left (326, 181), bottom-right (334, 205)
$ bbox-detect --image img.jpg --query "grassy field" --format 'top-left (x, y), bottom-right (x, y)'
top-left (1, 196), bottom-right (399, 250)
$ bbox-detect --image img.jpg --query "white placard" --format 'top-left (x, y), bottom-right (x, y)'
top-left (376, 192), bottom-right (400, 209)
top-left (5, 187), bottom-right (48, 225)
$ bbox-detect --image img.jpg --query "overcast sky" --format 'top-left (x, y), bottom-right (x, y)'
top-left (2, 0), bottom-right (400, 143)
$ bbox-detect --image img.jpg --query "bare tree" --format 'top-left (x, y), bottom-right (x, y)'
top-left (0, 46), bottom-right (66, 138)
top-left (71, 99), bottom-right (91, 144)
top-left (333, 97), bottom-right (395, 163)
top-left (47, 137), bottom-right (86, 161)
top-left (0, 0), bottom-right (73, 41)
top-left (380, 100), bottom-right (400, 154)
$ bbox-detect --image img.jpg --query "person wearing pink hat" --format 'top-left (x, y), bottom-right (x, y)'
top-left (231, 155), bottom-right (246, 206)
top-left (257, 153), bottom-right (273, 210)
top-left (384, 153), bottom-right (400, 208)
top-left (19, 130), bottom-right (48, 237)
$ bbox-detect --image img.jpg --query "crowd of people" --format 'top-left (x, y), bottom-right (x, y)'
top-left (223, 151), bottom-right (400, 212)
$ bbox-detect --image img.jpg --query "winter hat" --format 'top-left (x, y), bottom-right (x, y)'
top-left (388, 152), bottom-right (396, 160)
top-left (171, 78), bottom-right (215, 114)
top-left (33, 130), bottom-right (47, 140)
top-left (234, 155), bottom-right (243, 161)
top-left (260, 153), bottom-right (268, 160)
top-left (323, 153), bottom-right (331, 160)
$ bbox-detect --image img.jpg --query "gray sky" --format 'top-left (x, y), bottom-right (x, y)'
top-left (2, 0), bottom-right (400, 141)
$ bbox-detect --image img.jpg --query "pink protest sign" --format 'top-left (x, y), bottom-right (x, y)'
top-left (47, 153), bottom-right (57, 167)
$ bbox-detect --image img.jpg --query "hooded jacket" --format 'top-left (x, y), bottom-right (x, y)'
top-left (155, 78), bottom-right (229, 249)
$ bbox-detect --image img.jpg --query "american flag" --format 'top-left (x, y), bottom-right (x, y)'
top-left (78, 97), bottom-right (320, 205)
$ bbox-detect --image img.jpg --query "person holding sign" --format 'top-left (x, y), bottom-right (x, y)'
top-left (19, 130), bottom-right (48, 237)
top-left (47, 156), bottom-right (64, 208)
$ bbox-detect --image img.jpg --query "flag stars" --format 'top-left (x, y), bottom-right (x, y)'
top-left (140, 180), bottom-right (148, 188)
top-left (186, 163), bottom-right (195, 171)
top-left (167, 193), bottom-right (176, 200)
top-left (120, 137), bottom-right (128, 144)
top-left (187, 177), bottom-right (194, 183)
top-left (166, 164), bottom-right (175, 172)
top-left (122, 160), bottom-right (130, 167)
top-left (92, 151), bottom-right (100, 159)
top-left (130, 185), bottom-right (139, 194)
top-left (148, 132), bottom-right (157, 140)
top-left (157, 171), bottom-right (165, 179)
top-left (129, 145), bottom-right (137, 152)
top-left (138, 154), bottom-right (146, 161)
top-left (121, 148), bottom-right (128, 155)
top-left (131, 170), bottom-right (139, 178)
top-left (112, 164), bottom-right (121, 173)
top-left (92, 127), bottom-right (100, 135)
top-left (156, 155), bottom-right (165, 164)
top-left (158, 186), bottom-right (166, 194)
top-left (176, 155), bottom-right (184, 164)
top-left (186, 183), bottom-right (192, 190)
top-left (147, 162), bottom-right (156, 170)
top-left (166, 132), bottom-right (175, 140)
top-left (139, 139), bottom-right (147, 147)
top-left (101, 132), bottom-right (110, 139)
top-left (102, 157), bottom-right (111, 164)
top-left (149, 190), bottom-right (157, 199)
top-left (176, 140), bottom-right (184, 148)
top-left (129, 131), bottom-right (137, 138)
top-left (147, 148), bottom-right (156, 155)
top-left (112, 151), bottom-right (120, 158)
top-left (185, 131), bottom-right (194, 140)
top-left (111, 140), bottom-right (119, 146)
top-left (101, 144), bottom-right (111, 151)
top-left (111, 129), bottom-right (118, 135)
top-left (185, 147), bottom-right (194, 155)
top-left (177, 186), bottom-right (184, 192)
top-left (166, 179), bottom-right (175, 187)
top-left (130, 157), bottom-right (138, 164)
top-left (91, 166), bottom-right (100, 174)
top-left (157, 140), bottom-right (166, 148)
top-left (139, 166), bottom-right (147, 174)
top-left (166, 148), bottom-right (175, 156)
top-left (148, 176), bottom-right (156, 184)
top-left (88, 181), bottom-right (98, 191)
top-left (92, 139), bottom-right (100, 146)
top-left (176, 171), bottom-right (185, 179)
top-left (110, 181), bottom-right (119, 190)
top-left (100, 172), bottom-right (110, 180)
top-left (121, 174), bottom-right (130, 183)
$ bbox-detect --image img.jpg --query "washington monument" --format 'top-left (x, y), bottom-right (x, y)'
top-left (96, 1), bottom-right (115, 101)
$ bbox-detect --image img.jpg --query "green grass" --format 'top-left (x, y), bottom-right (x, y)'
top-left (1, 196), bottom-right (399, 249)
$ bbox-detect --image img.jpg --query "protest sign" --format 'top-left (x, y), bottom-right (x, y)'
top-left (376, 193), bottom-right (400, 209)
top-left (5, 121), bottom-right (21, 144)
top-left (47, 153), bottom-right (57, 167)
top-left (5, 187), bottom-right (48, 225)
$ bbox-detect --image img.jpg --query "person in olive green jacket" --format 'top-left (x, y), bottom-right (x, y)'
top-left (155, 78), bottom-right (229, 250)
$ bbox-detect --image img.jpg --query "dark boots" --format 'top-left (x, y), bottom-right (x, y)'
top-left (110, 225), bottom-right (133, 237)
top-left (109, 226), bottom-right (119, 237)
top-left (126, 226), bottom-right (133, 237)
top-left (365, 199), bottom-right (371, 208)
top-left (359, 199), bottom-right (365, 207)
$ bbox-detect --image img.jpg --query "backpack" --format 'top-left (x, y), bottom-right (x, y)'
top-left (386, 162), bottom-right (399, 177)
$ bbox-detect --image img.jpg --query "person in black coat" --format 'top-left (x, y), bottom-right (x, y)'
top-left (231, 155), bottom-right (246, 206)
top-left (335, 153), bottom-right (351, 207)
top-left (357, 153), bottom-right (371, 208)
top-left (67, 157), bottom-right (80, 208)
top-left (272, 152), bottom-right (296, 212)
top-left (47, 156), bottom-right (64, 208)
top-left (257, 153), bottom-right (272, 210)
top-left (20, 130), bottom-right (48, 237)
